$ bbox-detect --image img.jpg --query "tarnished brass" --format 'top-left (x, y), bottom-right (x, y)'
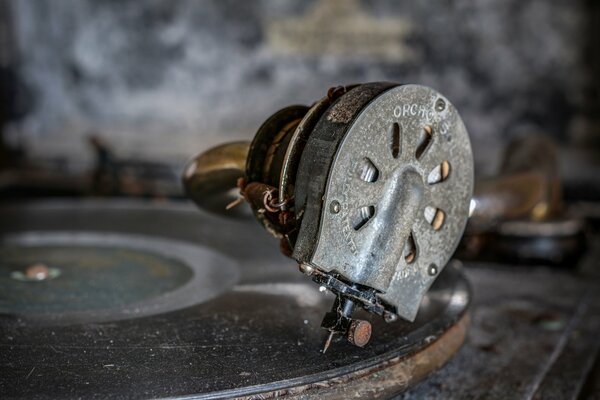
top-left (182, 141), bottom-right (250, 216)
top-left (468, 171), bottom-right (548, 233)
top-left (468, 135), bottom-right (564, 234)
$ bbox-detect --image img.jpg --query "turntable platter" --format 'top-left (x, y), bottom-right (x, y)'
top-left (0, 200), bottom-right (469, 399)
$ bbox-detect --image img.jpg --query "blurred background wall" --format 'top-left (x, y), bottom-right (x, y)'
top-left (1, 0), bottom-right (598, 178)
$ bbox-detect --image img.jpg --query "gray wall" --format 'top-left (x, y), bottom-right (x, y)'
top-left (6, 0), bottom-right (595, 175)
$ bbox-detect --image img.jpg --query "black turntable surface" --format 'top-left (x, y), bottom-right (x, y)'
top-left (1, 200), bottom-right (599, 399)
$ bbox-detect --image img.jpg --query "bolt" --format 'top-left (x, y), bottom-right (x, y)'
top-left (26, 263), bottom-right (50, 281)
top-left (347, 319), bottom-right (372, 347)
top-left (435, 98), bottom-right (446, 112)
top-left (428, 264), bottom-right (438, 276)
top-left (330, 200), bottom-right (341, 214)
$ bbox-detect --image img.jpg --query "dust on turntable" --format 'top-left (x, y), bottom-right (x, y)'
top-left (0, 200), bottom-right (469, 399)
top-left (2, 200), bottom-right (598, 399)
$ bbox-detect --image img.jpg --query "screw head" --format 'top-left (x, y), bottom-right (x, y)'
top-left (11, 263), bottom-right (60, 282)
top-left (26, 264), bottom-right (50, 280)
top-left (330, 200), bottom-right (341, 214)
top-left (428, 264), bottom-right (438, 276)
top-left (435, 98), bottom-right (446, 112)
top-left (299, 263), bottom-right (314, 276)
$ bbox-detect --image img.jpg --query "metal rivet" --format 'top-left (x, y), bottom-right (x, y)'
top-left (428, 264), bottom-right (438, 276)
top-left (330, 200), bottom-right (341, 214)
top-left (299, 263), bottom-right (314, 276)
top-left (435, 99), bottom-right (446, 112)
top-left (11, 263), bottom-right (61, 282)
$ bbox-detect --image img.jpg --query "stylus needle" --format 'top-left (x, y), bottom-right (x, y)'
top-left (322, 331), bottom-right (335, 354)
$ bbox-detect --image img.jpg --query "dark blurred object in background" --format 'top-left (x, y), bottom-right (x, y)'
top-left (0, 0), bottom-right (599, 201)
top-left (0, 0), bottom-right (30, 169)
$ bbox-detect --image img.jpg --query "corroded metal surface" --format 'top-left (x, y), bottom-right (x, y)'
top-left (292, 83), bottom-right (396, 262)
top-left (308, 85), bottom-right (473, 322)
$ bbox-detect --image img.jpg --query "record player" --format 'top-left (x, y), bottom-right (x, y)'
top-left (1, 82), bottom-right (599, 399)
